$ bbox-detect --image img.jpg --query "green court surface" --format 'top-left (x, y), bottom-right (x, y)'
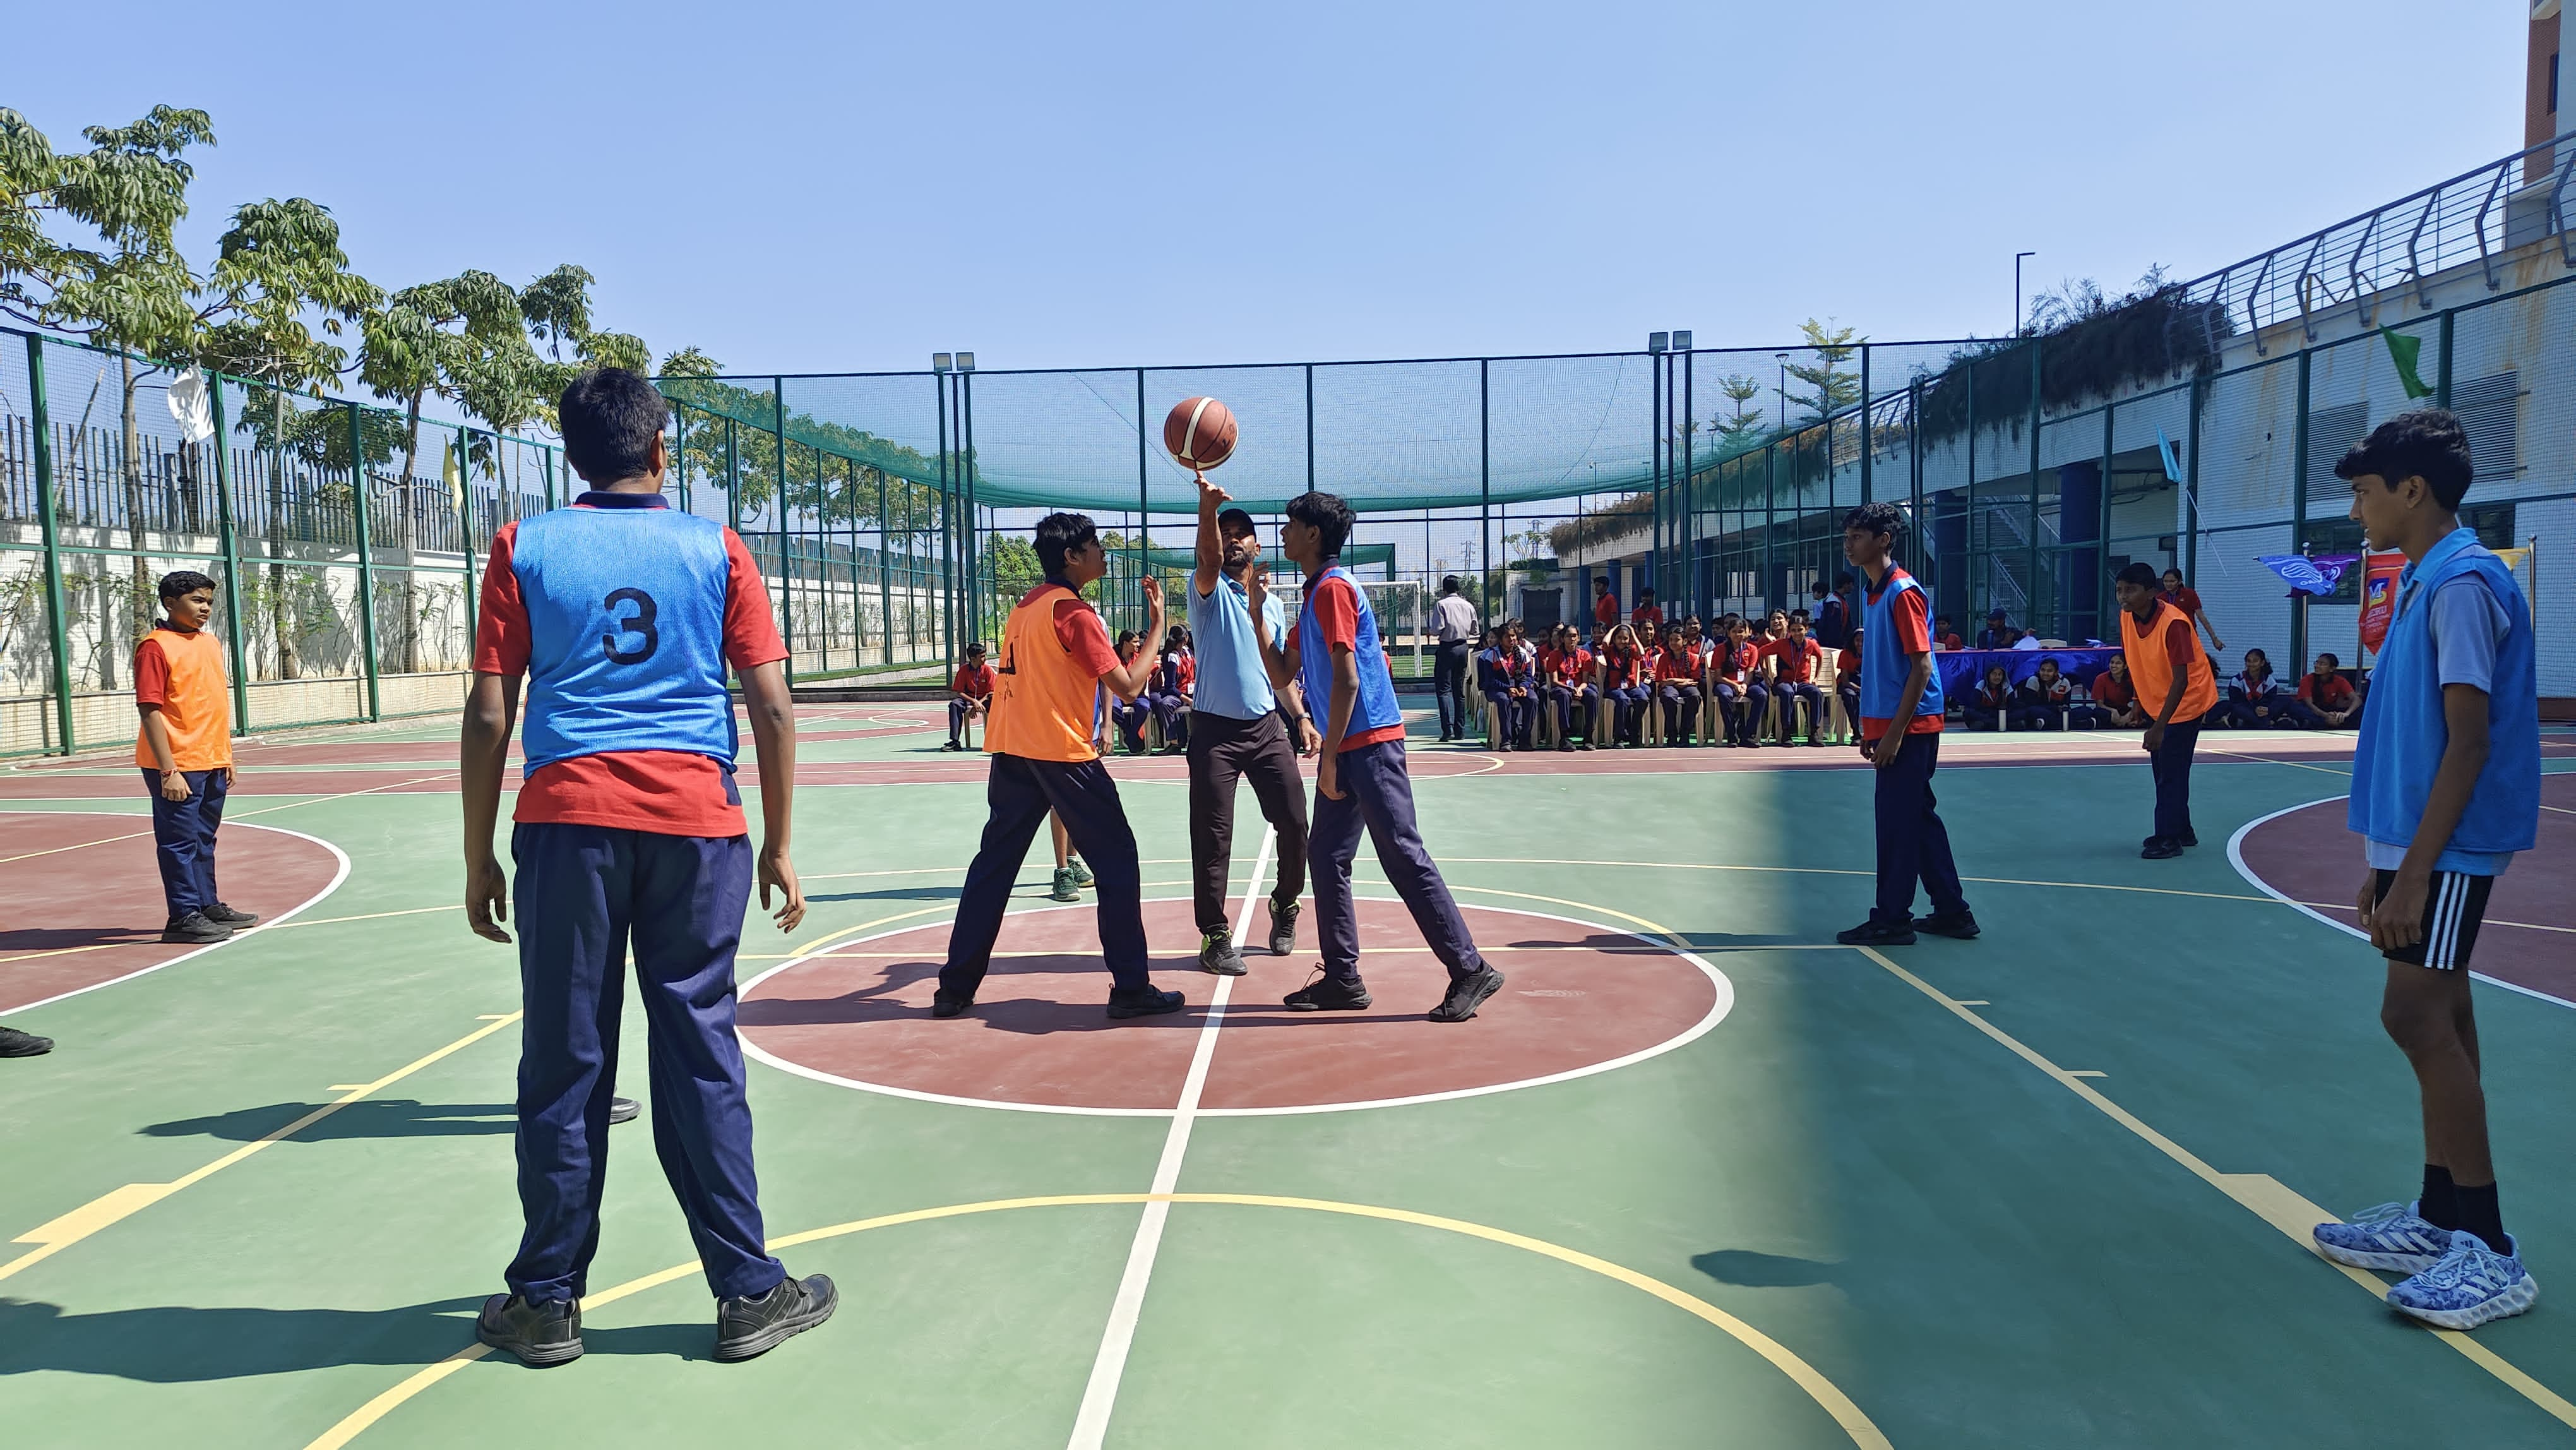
top-left (6, 707), bottom-right (2576, 1448)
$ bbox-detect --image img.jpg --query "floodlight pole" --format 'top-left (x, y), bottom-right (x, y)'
top-left (1135, 368), bottom-right (1150, 621)
top-left (961, 362), bottom-right (978, 646)
top-left (773, 379), bottom-right (793, 686)
top-left (1682, 342), bottom-right (1696, 618)
top-left (933, 367), bottom-right (953, 681)
top-left (1479, 359), bottom-right (1491, 621)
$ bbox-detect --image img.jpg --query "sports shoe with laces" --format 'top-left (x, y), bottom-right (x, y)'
top-left (476, 1292), bottom-right (583, 1367)
top-left (204, 902), bottom-right (259, 927)
top-left (1428, 964), bottom-right (1506, 1022)
top-left (2312, 1201), bottom-right (2451, 1274)
top-left (1835, 916), bottom-right (1916, 947)
top-left (1284, 971), bottom-right (1371, 1012)
top-left (1917, 910), bottom-right (1981, 940)
top-left (1049, 867), bottom-right (1082, 902)
top-left (2385, 1230), bottom-right (2538, 1330)
top-left (713, 1272), bottom-right (838, 1362)
top-left (1266, 897), bottom-right (1299, 956)
top-left (0, 1025), bottom-right (54, 1058)
top-left (1198, 931), bottom-right (1246, 976)
top-left (931, 992), bottom-right (973, 1019)
top-left (609, 1096), bottom-right (640, 1125)
top-left (161, 911), bottom-right (232, 945)
top-left (1106, 985), bottom-right (1187, 1019)
top-left (1066, 858), bottom-right (1095, 888)
top-left (2140, 838), bottom-right (2183, 860)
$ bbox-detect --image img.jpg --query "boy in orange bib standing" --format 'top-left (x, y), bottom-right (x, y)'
top-left (136, 570), bottom-right (255, 945)
top-left (935, 513), bottom-right (1185, 1021)
top-left (2113, 561), bottom-right (2218, 859)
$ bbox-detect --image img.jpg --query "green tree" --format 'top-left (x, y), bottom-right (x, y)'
top-left (1712, 373), bottom-right (1767, 443)
top-left (518, 263), bottom-right (593, 362)
top-left (1784, 318), bottom-right (1863, 423)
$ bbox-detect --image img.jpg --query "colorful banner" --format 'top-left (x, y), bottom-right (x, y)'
top-left (2358, 551), bottom-right (2406, 652)
top-left (2256, 553), bottom-right (2360, 597)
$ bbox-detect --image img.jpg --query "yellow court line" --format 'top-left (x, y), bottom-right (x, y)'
top-left (269, 905), bottom-right (461, 930)
top-left (0, 936), bottom-right (158, 965)
top-left (299, 1193), bottom-right (1888, 1450)
top-left (0, 1010), bottom-right (522, 1286)
top-left (1852, 944), bottom-right (2576, 1430)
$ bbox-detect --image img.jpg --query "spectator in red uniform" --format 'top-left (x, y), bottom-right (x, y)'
top-left (2159, 567), bottom-right (2226, 654)
top-left (2286, 652), bottom-right (2362, 728)
top-left (1765, 616), bottom-right (1827, 746)
top-left (944, 642), bottom-right (996, 751)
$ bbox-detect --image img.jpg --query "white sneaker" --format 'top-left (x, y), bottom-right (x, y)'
top-left (2386, 1230), bottom-right (2538, 1331)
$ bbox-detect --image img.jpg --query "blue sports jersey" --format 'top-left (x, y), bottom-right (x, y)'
top-left (1297, 564), bottom-right (1404, 741)
top-left (510, 500), bottom-right (740, 773)
top-left (1858, 566), bottom-right (1944, 726)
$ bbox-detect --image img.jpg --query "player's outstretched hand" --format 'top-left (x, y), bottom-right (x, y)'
top-left (1196, 469), bottom-right (1229, 506)
top-left (466, 856), bottom-right (511, 942)
top-left (761, 842), bottom-right (807, 933)
top-left (1141, 575), bottom-right (1164, 614)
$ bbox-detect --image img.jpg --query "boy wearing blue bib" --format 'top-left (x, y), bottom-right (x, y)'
top-left (1251, 491), bottom-right (1505, 1022)
top-left (460, 369), bottom-right (833, 1367)
top-left (1834, 503), bottom-right (1978, 947)
top-left (2308, 410), bottom-right (2540, 1331)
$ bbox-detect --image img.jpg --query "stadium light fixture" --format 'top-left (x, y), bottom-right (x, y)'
top-left (932, 352), bottom-right (952, 373)
top-left (1647, 332), bottom-right (1669, 353)
top-left (958, 352), bottom-right (975, 373)
top-left (1672, 330), bottom-right (1692, 351)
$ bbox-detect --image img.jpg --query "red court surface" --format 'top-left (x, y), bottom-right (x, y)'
top-left (0, 810), bottom-right (344, 1013)
top-left (2233, 774), bottom-right (2576, 1003)
top-left (736, 899), bottom-right (1727, 1113)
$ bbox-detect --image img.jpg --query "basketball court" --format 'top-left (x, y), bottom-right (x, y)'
top-left (6, 707), bottom-right (2576, 1447)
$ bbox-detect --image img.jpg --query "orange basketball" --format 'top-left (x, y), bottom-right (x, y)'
top-left (1164, 396), bottom-right (1239, 471)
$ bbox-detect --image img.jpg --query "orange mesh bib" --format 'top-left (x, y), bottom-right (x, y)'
top-left (986, 584), bottom-right (1104, 763)
top-left (2120, 599), bottom-right (2217, 722)
top-left (134, 626), bottom-right (233, 770)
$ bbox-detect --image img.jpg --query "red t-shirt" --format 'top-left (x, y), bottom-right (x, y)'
top-left (2090, 669), bottom-right (2135, 709)
top-left (1861, 582), bottom-right (1942, 741)
top-left (1038, 592), bottom-right (1121, 679)
top-left (2160, 585), bottom-right (2204, 620)
top-left (475, 511), bottom-right (786, 837)
top-left (1631, 604), bottom-right (1665, 626)
top-left (1289, 575), bottom-right (1405, 752)
top-left (953, 662), bottom-right (996, 699)
top-left (1544, 647), bottom-right (1594, 685)
top-left (1765, 637), bottom-right (1822, 684)
top-left (1835, 647), bottom-right (1861, 678)
top-left (2298, 673), bottom-right (2354, 709)
top-left (1594, 595), bottom-right (1619, 626)
top-left (1935, 631), bottom-right (1964, 651)
top-left (1655, 644), bottom-right (1700, 682)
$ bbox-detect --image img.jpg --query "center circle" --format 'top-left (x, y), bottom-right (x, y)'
top-left (737, 899), bottom-right (1730, 1116)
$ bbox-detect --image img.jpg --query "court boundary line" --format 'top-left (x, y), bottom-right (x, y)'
top-left (1854, 942), bottom-right (2576, 1430)
top-left (1, 811), bottom-right (353, 1017)
top-left (2224, 796), bottom-right (2576, 1012)
top-left (734, 897), bottom-right (1734, 1120)
top-left (295, 1192), bottom-right (1888, 1450)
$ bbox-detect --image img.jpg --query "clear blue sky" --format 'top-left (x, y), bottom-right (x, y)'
top-left (9, 1), bottom-right (2527, 377)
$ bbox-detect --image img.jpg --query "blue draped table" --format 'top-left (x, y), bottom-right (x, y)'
top-left (1933, 646), bottom-right (2121, 699)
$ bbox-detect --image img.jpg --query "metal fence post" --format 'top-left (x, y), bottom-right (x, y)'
top-left (937, 371), bottom-right (955, 677)
top-left (2184, 376), bottom-right (2204, 582)
top-left (209, 373), bottom-right (251, 733)
top-left (962, 368), bottom-right (978, 646)
top-left (345, 402), bottom-right (383, 720)
top-left (2026, 338), bottom-right (2042, 637)
top-left (1479, 358), bottom-right (1491, 617)
top-left (2435, 308), bottom-right (2455, 410)
top-left (878, 467), bottom-right (892, 667)
top-left (1134, 368), bottom-right (1149, 614)
top-left (1907, 378), bottom-right (1924, 602)
top-left (1857, 344), bottom-right (1872, 508)
top-left (26, 334), bottom-right (76, 754)
top-left (772, 379), bottom-right (794, 685)
top-left (2291, 345), bottom-right (2312, 668)
top-left (1304, 362), bottom-right (1315, 493)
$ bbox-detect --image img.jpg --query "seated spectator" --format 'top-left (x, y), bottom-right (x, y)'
top-left (2014, 657), bottom-right (2072, 730)
top-left (944, 640), bottom-right (996, 751)
top-left (1542, 622), bottom-right (1598, 751)
top-left (1150, 624), bottom-right (1194, 752)
top-left (1500, 620), bottom-right (1540, 748)
top-left (1108, 630), bottom-right (1154, 752)
top-left (1631, 589), bottom-right (1666, 627)
top-left (1710, 618), bottom-right (1770, 747)
top-left (1474, 626), bottom-right (1520, 751)
top-left (2084, 654), bottom-right (2145, 728)
top-left (1965, 664), bottom-right (2013, 731)
top-left (1599, 623), bottom-right (1653, 746)
top-left (2220, 647), bottom-right (2293, 729)
top-left (1977, 609), bottom-right (2015, 650)
top-left (2285, 652), bottom-right (2362, 728)
top-left (1933, 614), bottom-right (1965, 651)
top-left (1834, 627), bottom-right (1863, 733)
top-left (1656, 626), bottom-right (1705, 746)
top-left (1765, 614), bottom-right (1827, 746)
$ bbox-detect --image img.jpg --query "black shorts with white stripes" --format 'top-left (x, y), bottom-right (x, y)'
top-left (2373, 868), bottom-right (2496, 971)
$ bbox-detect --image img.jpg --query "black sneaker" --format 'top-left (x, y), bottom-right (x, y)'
top-left (476, 1292), bottom-right (583, 1367)
top-left (1835, 917), bottom-right (1917, 947)
top-left (0, 1025), bottom-right (54, 1058)
top-left (713, 1273), bottom-right (837, 1362)
top-left (1284, 971), bottom-right (1371, 1012)
top-left (1917, 911), bottom-right (1981, 940)
top-left (2140, 838), bottom-right (2183, 860)
top-left (1107, 985), bottom-right (1187, 1019)
top-left (1428, 964), bottom-right (1506, 1023)
top-left (939, 740), bottom-right (963, 752)
top-left (2178, 830), bottom-right (2199, 848)
top-left (931, 992), bottom-right (974, 1019)
top-left (1198, 931), bottom-right (1246, 976)
top-left (160, 911), bottom-right (232, 945)
top-left (203, 902), bottom-right (260, 928)
top-left (609, 1096), bottom-right (640, 1125)
top-left (1266, 898), bottom-right (1299, 956)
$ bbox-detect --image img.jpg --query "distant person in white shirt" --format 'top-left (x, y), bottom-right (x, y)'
top-left (1431, 577), bottom-right (1480, 743)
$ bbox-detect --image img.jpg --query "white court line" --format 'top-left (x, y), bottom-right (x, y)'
top-left (1, 811), bottom-right (351, 1016)
top-left (1064, 829), bottom-right (1273, 1450)
top-left (2224, 796), bottom-right (2576, 1012)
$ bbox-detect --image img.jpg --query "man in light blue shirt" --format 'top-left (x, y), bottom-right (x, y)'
top-left (1184, 472), bottom-right (1320, 974)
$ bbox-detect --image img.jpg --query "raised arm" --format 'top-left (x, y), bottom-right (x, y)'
top-left (1192, 471), bottom-right (1225, 599)
top-left (1101, 578), bottom-right (1167, 701)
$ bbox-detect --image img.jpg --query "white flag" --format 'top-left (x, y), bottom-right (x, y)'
top-left (167, 367), bottom-right (215, 443)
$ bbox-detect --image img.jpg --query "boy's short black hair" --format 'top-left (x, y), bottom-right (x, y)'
top-left (1441, 575), bottom-right (1460, 593)
top-left (2316, 652), bottom-right (2340, 668)
top-left (1284, 491), bottom-right (1355, 557)
top-left (1035, 512), bottom-right (1099, 579)
top-left (559, 368), bottom-right (669, 483)
top-left (1640, 587), bottom-right (1657, 599)
top-left (158, 569), bottom-right (215, 602)
top-left (1217, 506), bottom-right (1256, 535)
top-left (2336, 407), bottom-right (2473, 510)
top-left (967, 640), bottom-right (987, 655)
top-left (2114, 561), bottom-right (2161, 590)
top-left (1840, 500), bottom-right (1906, 546)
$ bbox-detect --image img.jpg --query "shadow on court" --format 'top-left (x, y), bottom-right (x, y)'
top-left (0, 925), bottom-right (158, 953)
top-left (0, 1297), bottom-right (724, 1380)
top-left (140, 1100), bottom-right (515, 1142)
top-left (1692, 1250), bottom-right (1839, 1288)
